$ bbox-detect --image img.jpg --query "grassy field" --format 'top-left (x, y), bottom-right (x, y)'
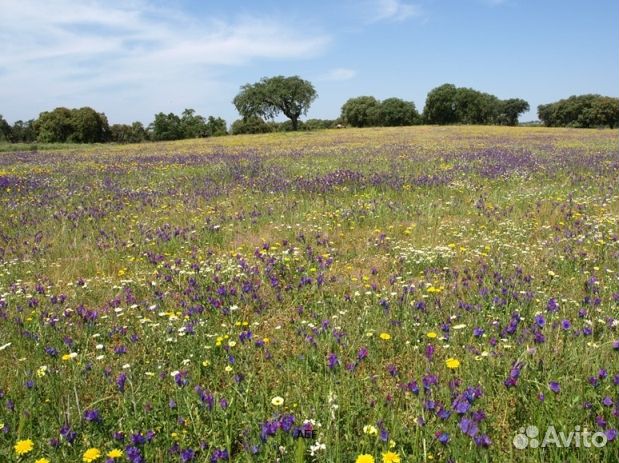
top-left (0, 126), bottom-right (617, 462)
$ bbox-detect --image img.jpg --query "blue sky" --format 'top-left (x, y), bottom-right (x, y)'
top-left (1, 0), bottom-right (617, 125)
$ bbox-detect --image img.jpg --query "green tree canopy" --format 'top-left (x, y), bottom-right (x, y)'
top-left (10, 120), bottom-right (37, 143)
top-left (423, 84), bottom-right (529, 126)
top-left (0, 115), bottom-right (12, 142)
top-left (379, 98), bottom-right (419, 126)
top-left (538, 95), bottom-right (619, 128)
top-left (110, 122), bottom-right (148, 144)
top-left (340, 96), bottom-right (381, 127)
top-left (230, 116), bottom-right (273, 135)
top-left (34, 107), bottom-right (109, 143)
top-left (497, 99), bottom-right (530, 126)
top-left (150, 112), bottom-right (183, 141)
top-left (233, 75), bottom-right (317, 131)
top-left (423, 84), bottom-right (459, 125)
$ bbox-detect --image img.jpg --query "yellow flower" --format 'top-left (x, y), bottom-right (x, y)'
top-left (61, 352), bottom-right (78, 361)
top-left (35, 459), bottom-right (50, 463)
top-left (445, 358), bottom-right (461, 369)
top-left (363, 424), bottom-right (378, 435)
top-left (426, 331), bottom-right (437, 339)
top-left (379, 332), bottom-right (391, 341)
top-left (107, 448), bottom-right (123, 459)
top-left (14, 439), bottom-right (34, 456)
top-left (356, 454), bottom-right (375, 463)
top-left (271, 396), bottom-right (284, 406)
top-left (82, 447), bottom-right (101, 462)
top-left (382, 451), bottom-right (401, 463)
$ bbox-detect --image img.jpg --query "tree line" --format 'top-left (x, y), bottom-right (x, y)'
top-left (0, 107), bottom-right (228, 144)
top-left (1, 76), bottom-right (617, 143)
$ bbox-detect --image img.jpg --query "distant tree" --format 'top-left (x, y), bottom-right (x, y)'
top-left (423, 84), bottom-right (459, 124)
top-left (10, 120), bottom-right (37, 143)
top-left (0, 115), bottom-right (12, 142)
top-left (205, 116), bottom-right (227, 136)
top-left (110, 122), bottom-right (148, 143)
top-left (424, 84), bottom-right (529, 125)
top-left (538, 95), bottom-right (619, 128)
top-left (454, 88), bottom-right (500, 125)
top-left (34, 107), bottom-right (74, 142)
top-left (150, 112), bottom-right (183, 141)
top-left (497, 98), bottom-right (530, 126)
top-left (341, 96), bottom-right (381, 127)
top-left (180, 108), bottom-right (208, 138)
top-left (233, 75), bottom-right (317, 131)
top-left (303, 119), bottom-right (336, 130)
top-left (587, 96), bottom-right (619, 129)
top-left (379, 98), bottom-right (419, 126)
top-left (34, 107), bottom-right (109, 143)
top-left (67, 107), bottom-right (110, 143)
top-left (230, 116), bottom-right (273, 135)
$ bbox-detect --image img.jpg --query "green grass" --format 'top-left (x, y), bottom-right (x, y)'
top-left (0, 126), bottom-right (617, 462)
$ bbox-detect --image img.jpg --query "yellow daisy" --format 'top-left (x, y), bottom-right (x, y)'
top-left (445, 358), bottom-right (461, 369)
top-left (356, 454), bottom-right (375, 463)
top-left (82, 447), bottom-right (101, 462)
top-left (107, 448), bottom-right (123, 459)
top-left (382, 451), bottom-right (401, 463)
top-left (14, 439), bottom-right (34, 456)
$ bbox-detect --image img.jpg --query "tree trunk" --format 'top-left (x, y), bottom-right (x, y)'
top-left (291, 117), bottom-right (298, 131)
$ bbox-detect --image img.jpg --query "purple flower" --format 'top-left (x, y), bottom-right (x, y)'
top-left (602, 396), bottom-right (614, 407)
top-left (534, 314), bottom-right (546, 327)
top-left (84, 408), bottom-right (101, 423)
top-left (60, 424), bottom-right (77, 443)
top-left (180, 448), bottom-right (195, 462)
top-left (357, 347), bottom-right (368, 361)
top-left (560, 319), bottom-right (571, 330)
top-left (125, 446), bottom-right (144, 463)
top-left (549, 381), bottom-right (560, 393)
top-left (116, 372), bottom-right (127, 393)
top-left (473, 327), bottom-right (484, 337)
top-left (452, 395), bottom-right (471, 414)
top-left (547, 298), bottom-right (559, 313)
top-left (210, 448), bottom-right (229, 462)
top-left (436, 431), bottom-right (450, 444)
top-left (327, 353), bottom-right (339, 369)
top-left (459, 417), bottom-right (479, 437)
top-left (474, 434), bottom-right (492, 447)
top-left (605, 429), bottom-right (617, 441)
top-left (613, 340), bottom-right (619, 351)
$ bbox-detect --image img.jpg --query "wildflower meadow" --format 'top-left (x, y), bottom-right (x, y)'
top-left (0, 125), bottom-right (617, 462)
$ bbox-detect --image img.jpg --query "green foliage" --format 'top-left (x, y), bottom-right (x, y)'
top-left (205, 116), bottom-right (228, 136)
top-left (180, 108), bottom-right (208, 138)
top-left (538, 95), bottom-right (619, 128)
top-left (9, 119), bottom-right (37, 143)
top-left (423, 84), bottom-right (459, 125)
top-left (150, 112), bottom-right (183, 141)
top-left (0, 114), bottom-right (12, 142)
top-left (497, 99), bottom-right (530, 126)
top-left (340, 96), bottom-right (381, 127)
top-left (230, 116), bottom-right (274, 135)
top-left (34, 107), bottom-right (109, 143)
top-left (233, 75), bottom-right (317, 131)
top-left (379, 98), bottom-right (419, 126)
top-left (110, 122), bottom-right (148, 144)
top-left (303, 119), bottom-right (337, 130)
top-left (423, 84), bottom-right (529, 126)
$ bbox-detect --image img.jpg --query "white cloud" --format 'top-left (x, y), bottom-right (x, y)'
top-left (320, 68), bottom-right (357, 81)
top-left (0, 0), bottom-right (330, 123)
top-left (371, 0), bottom-right (422, 22)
